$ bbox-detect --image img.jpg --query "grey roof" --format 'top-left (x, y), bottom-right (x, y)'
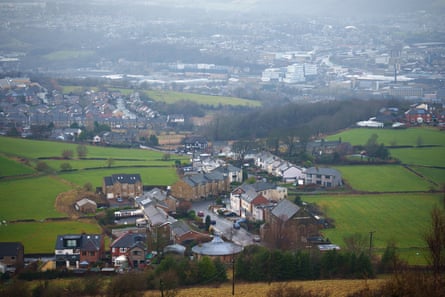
top-left (305, 167), bottom-right (341, 177)
top-left (238, 181), bottom-right (276, 194)
top-left (104, 173), bottom-right (142, 186)
top-left (192, 235), bottom-right (243, 256)
top-left (170, 220), bottom-right (192, 237)
top-left (75, 198), bottom-right (97, 207)
top-left (271, 199), bottom-right (300, 222)
top-left (0, 242), bottom-right (23, 257)
top-left (55, 234), bottom-right (102, 251)
top-left (110, 232), bottom-right (146, 248)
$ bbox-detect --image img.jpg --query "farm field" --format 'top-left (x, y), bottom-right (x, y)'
top-left (326, 127), bottom-right (445, 147)
top-left (0, 220), bottom-right (102, 254)
top-left (334, 165), bottom-right (436, 192)
top-left (303, 193), bottom-right (442, 251)
top-left (0, 155), bottom-right (35, 177)
top-left (410, 166), bottom-right (445, 186)
top-left (390, 146), bottom-right (445, 167)
top-left (59, 166), bottom-right (179, 187)
top-left (145, 90), bottom-right (262, 107)
top-left (0, 176), bottom-right (71, 221)
top-left (0, 136), bottom-right (179, 161)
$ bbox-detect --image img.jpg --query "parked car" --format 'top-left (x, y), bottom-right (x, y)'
top-left (197, 211), bottom-right (204, 217)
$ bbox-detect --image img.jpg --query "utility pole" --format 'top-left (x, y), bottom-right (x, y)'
top-left (232, 254), bottom-right (235, 296)
top-left (369, 231), bottom-right (376, 257)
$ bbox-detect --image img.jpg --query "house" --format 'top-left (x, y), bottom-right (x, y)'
top-left (404, 104), bottom-right (433, 125)
top-left (170, 172), bottom-right (229, 201)
top-left (74, 198), bottom-right (97, 213)
top-left (103, 173), bottom-right (143, 200)
top-left (110, 232), bottom-right (148, 269)
top-left (260, 199), bottom-right (320, 250)
top-left (183, 135), bottom-right (208, 152)
top-left (282, 165), bottom-right (305, 184)
top-left (230, 182), bottom-right (287, 218)
top-left (0, 242), bottom-right (24, 273)
top-left (304, 167), bottom-right (342, 188)
top-left (135, 187), bottom-right (178, 214)
top-left (170, 220), bottom-right (211, 245)
top-left (55, 234), bottom-right (104, 268)
top-left (211, 164), bottom-right (243, 183)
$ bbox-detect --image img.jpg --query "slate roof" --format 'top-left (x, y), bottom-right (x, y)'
top-left (0, 242), bottom-right (23, 257)
top-left (55, 234), bottom-right (102, 251)
top-left (305, 167), bottom-right (341, 177)
top-left (110, 232), bottom-right (146, 248)
top-left (170, 220), bottom-right (193, 237)
top-left (104, 174), bottom-right (142, 186)
top-left (271, 199), bottom-right (300, 222)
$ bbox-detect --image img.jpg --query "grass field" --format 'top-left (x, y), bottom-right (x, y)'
top-left (326, 127), bottom-right (445, 147)
top-left (334, 165), bottom-right (436, 192)
top-left (59, 167), bottom-right (179, 187)
top-left (0, 220), bottom-right (102, 254)
top-left (0, 136), bottom-right (179, 160)
top-left (303, 193), bottom-right (442, 250)
top-left (410, 166), bottom-right (445, 186)
top-left (0, 176), bottom-right (71, 220)
top-left (145, 90), bottom-right (261, 107)
top-left (0, 155), bottom-right (35, 177)
top-left (390, 146), bottom-right (445, 167)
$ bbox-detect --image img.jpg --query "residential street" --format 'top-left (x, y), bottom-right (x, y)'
top-left (191, 199), bottom-right (257, 247)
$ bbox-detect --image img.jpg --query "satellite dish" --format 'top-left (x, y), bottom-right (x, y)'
top-left (417, 117), bottom-right (423, 124)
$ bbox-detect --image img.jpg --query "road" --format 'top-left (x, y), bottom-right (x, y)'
top-left (191, 199), bottom-right (257, 247)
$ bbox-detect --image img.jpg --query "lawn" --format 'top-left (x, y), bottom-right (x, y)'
top-left (389, 146), bottom-right (445, 167)
top-left (59, 167), bottom-right (179, 187)
top-left (0, 155), bottom-right (35, 177)
top-left (44, 158), bottom-right (176, 171)
top-left (335, 165), bottom-right (436, 192)
top-left (0, 220), bottom-right (102, 254)
top-left (327, 127), bottom-right (445, 147)
top-left (303, 193), bottom-right (443, 251)
top-left (0, 176), bottom-right (71, 220)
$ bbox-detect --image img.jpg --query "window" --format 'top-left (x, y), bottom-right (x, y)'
top-left (82, 251), bottom-right (87, 256)
top-left (89, 251), bottom-right (95, 256)
top-left (66, 239), bottom-right (77, 247)
top-left (120, 248), bottom-right (126, 253)
top-left (132, 250), bottom-right (140, 256)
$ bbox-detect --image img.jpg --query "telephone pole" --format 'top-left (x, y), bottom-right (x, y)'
top-left (369, 231), bottom-right (376, 257)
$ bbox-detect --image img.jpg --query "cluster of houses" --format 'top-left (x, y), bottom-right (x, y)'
top-left (1, 152), bottom-right (342, 273)
top-left (357, 103), bottom-right (445, 128)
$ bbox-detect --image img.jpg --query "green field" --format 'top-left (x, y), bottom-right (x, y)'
top-left (390, 146), bottom-right (445, 167)
top-left (145, 90), bottom-right (261, 107)
top-left (335, 165), bottom-right (436, 192)
top-left (327, 127), bottom-right (445, 147)
top-left (59, 167), bottom-right (179, 187)
top-left (0, 155), bottom-right (35, 177)
top-left (0, 221), bottom-right (102, 254)
top-left (303, 193), bottom-right (443, 250)
top-left (0, 176), bottom-right (70, 220)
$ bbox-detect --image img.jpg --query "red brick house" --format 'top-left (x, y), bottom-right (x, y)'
top-left (55, 234), bottom-right (104, 268)
top-left (261, 199), bottom-right (320, 250)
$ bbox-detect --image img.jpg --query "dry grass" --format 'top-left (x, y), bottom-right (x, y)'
top-left (142, 279), bottom-right (386, 297)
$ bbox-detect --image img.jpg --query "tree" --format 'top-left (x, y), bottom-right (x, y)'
top-left (198, 256), bottom-right (217, 283)
top-left (76, 144), bottom-right (88, 158)
top-left (61, 149), bottom-right (74, 159)
top-left (83, 182), bottom-right (93, 192)
top-left (424, 205), bottom-right (445, 277)
top-left (148, 134), bottom-right (159, 146)
top-left (106, 158), bottom-right (115, 168)
top-left (343, 233), bottom-right (368, 255)
top-left (36, 161), bottom-right (52, 173)
top-left (60, 162), bottom-right (72, 171)
top-left (232, 140), bottom-right (258, 161)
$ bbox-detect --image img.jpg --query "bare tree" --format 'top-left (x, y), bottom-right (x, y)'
top-left (424, 205), bottom-right (445, 277)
